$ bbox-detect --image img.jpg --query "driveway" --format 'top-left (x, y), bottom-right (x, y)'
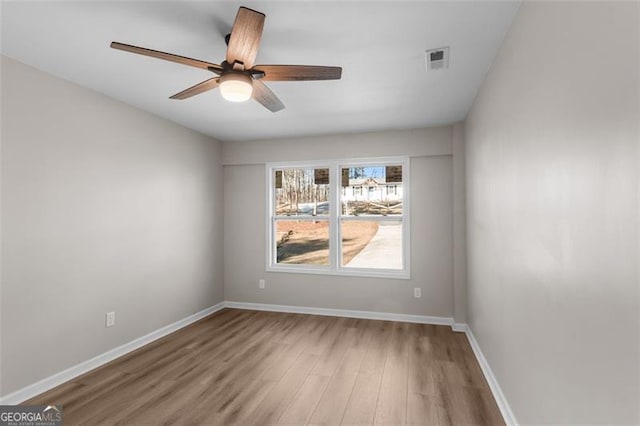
top-left (345, 221), bottom-right (403, 269)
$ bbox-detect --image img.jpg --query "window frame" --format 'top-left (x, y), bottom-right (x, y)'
top-left (266, 157), bottom-right (410, 279)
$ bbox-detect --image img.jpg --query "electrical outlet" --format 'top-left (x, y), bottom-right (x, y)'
top-left (106, 311), bottom-right (116, 327)
top-left (413, 288), bottom-right (422, 298)
top-left (259, 279), bottom-right (265, 289)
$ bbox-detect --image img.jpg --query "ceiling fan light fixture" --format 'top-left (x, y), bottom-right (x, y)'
top-left (219, 72), bottom-right (253, 102)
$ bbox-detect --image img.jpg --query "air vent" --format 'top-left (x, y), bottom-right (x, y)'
top-left (425, 47), bottom-right (449, 71)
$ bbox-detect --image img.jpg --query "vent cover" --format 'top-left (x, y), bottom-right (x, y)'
top-left (425, 47), bottom-right (449, 71)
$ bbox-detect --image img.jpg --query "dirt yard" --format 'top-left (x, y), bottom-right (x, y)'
top-left (276, 221), bottom-right (378, 265)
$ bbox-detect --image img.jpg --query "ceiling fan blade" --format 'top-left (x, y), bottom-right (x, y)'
top-left (252, 65), bottom-right (342, 81)
top-left (226, 7), bottom-right (265, 69)
top-left (252, 80), bottom-right (285, 112)
top-left (111, 42), bottom-right (223, 74)
top-left (169, 77), bottom-right (220, 100)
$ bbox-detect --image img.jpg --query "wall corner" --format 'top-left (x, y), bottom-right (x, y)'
top-left (452, 121), bottom-right (468, 323)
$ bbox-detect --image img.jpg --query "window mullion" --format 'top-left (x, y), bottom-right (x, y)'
top-left (330, 163), bottom-right (340, 271)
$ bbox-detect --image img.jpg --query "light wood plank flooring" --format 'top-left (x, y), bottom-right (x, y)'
top-left (26, 309), bottom-right (504, 425)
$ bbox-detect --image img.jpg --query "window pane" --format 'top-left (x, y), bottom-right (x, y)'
top-left (342, 220), bottom-right (403, 270)
top-left (276, 220), bottom-right (330, 265)
top-left (275, 168), bottom-right (330, 216)
top-left (341, 166), bottom-right (403, 216)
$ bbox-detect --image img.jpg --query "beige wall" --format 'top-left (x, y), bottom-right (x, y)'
top-left (465, 1), bottom-right (639, 424)
top-left (222, 129), bottom-right (456, 317)
top-left (1, 56), bottom-right (224, 395)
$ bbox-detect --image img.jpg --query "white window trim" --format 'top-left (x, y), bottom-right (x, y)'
top-left (265, 156), bottom-right (410, 279)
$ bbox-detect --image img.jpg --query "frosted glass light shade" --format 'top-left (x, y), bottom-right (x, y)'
top-left (219, 73), bottom-right (253, 102)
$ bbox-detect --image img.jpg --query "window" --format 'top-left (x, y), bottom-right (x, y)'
top-left (272, 167), bottom-right (330, 266)
top-left (267, 158), bottom-right (409, 278)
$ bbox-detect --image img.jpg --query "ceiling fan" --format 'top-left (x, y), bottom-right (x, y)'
top-left (110, 6), bottom-right (342, 113)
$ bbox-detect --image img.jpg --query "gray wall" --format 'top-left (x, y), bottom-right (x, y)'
top-left (452, 123), bottom-right (467, 323)
top-left (222, 127), bottom-right (452, 165)
top-left (465, 2), bottom-right (639, 424)
top-left (1, 56), bottom-right (224, 395)
top-left (223, 129), bottom-right (456, 318)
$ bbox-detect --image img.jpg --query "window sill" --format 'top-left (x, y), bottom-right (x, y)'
top-left (266, 265), bottom-right (411, 280)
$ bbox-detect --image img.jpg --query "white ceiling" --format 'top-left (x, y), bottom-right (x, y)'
top-left (1, 1), bottom-right (520, 142)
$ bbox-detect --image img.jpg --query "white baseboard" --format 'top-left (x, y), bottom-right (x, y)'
top-left (451, 322), bottom-right (467, 332)
top-left (463, 325), bottom-right (518, 426)
top-left (0, 302), bottom-right (226, 405)
top-left (224, 301), bottom-right (454, 326)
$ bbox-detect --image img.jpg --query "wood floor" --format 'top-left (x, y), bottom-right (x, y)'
top-left (27, 309), bottom-right (504, 425)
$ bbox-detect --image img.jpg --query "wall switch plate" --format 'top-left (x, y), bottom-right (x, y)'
top-left (259, 279), bottom-right (265, 289)
top-left (106, 311), bottom-right (116, 327)
top-left (413, 288), bottom-right (422, 298)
